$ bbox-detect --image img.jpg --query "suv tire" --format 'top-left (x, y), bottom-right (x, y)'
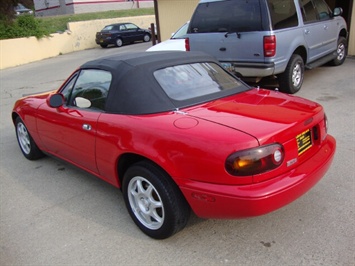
top-left (330, 36), bottom-right (347, 66)
top-left (278, 54), bottom-right (304, 94)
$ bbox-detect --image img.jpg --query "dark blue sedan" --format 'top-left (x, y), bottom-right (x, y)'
top-left (95, 22), bottom-right (151, 48)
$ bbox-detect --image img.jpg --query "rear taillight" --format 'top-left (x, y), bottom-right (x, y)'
top-left (225, 144), bottom-right (284, 176)
top-left (185, 38), bottom-right (190, 51)
top-left (264, 35), bottom-right (276, 57)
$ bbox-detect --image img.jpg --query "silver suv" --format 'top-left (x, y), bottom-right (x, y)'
top-left (186, 0), bottom-right (348, 93)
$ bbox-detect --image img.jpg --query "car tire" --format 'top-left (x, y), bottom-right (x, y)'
top-left (122, 161), bottom-right (190, 239)
top-left (278, 54), bottom-right (304, 94)
top-left (15, 117), bottom-right (44, 160)
top-left (143, 33), bottom-right (151, 42)
top-left (115, 38), bottom-right (123, 47)
top-left (100, 44), bottom-right (108, 48)
top-left (330, 36), bottom-right (347, 66)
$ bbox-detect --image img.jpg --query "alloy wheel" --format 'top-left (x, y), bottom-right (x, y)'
top-left (17, 122), bottom-right (31, 155)
top-left (127, 175), bottom-right (164, 230)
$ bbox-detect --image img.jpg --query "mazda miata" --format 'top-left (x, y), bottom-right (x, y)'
top-left (12, 51), bottom-right (336, 239)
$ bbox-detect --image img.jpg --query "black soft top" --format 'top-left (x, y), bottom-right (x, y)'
top-left (80, 51), bottom-right (221, 114)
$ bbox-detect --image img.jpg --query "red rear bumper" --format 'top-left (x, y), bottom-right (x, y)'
top-left (179, 135), bottom-right (336, 219)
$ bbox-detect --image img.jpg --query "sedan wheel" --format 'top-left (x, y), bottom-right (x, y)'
top-left (122, 161), bottom-right (190, 239)
top-left (115, 38), bottom-right (123, 47)
top-left (15, 117), bottom-right (44, 160)
top-left (143, 34), bottom-right (151, 42)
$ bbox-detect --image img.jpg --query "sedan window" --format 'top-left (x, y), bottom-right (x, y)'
top-left (171, 22), bottom-right (189, 39)
top-left (103, 25), bottom-right (114, 31)
top-left (125, 23), bottom-right (139, 30)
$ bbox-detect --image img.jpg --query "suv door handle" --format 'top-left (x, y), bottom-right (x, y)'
top-left (219, 47), bottom-right (226, 51)
top-left (304, 29), bottom-right (310, 34)
top-left (324, 25), bottom-right (328, 30)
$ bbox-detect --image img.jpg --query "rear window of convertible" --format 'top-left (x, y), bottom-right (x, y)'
top-left (154, 62), bottom-right (247, 101)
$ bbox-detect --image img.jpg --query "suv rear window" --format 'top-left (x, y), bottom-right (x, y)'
top-left (267, 0), bottom-right (298, 29)
top-left (189, 0), bottom-right (263, 33)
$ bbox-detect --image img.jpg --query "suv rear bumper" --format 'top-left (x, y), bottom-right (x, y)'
top-left (222, 61), bottom-right (275, 78)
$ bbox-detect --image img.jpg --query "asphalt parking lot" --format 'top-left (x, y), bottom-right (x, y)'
top-left (1, 42), bottom-right (354, 265)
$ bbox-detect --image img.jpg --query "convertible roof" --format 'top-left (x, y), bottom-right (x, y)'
top-left (81, 51), bottom-right (217, 72)
top-left (80, 51), bottom-right (220, 114)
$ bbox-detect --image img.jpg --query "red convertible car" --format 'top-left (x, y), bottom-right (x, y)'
top-left (12, 51), bottom-right (336, 239)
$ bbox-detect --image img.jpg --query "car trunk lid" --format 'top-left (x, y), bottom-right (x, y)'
top-left (186, 89), bottom-right (322, 143)
top-left (184, 89), bottom-right (327, 183)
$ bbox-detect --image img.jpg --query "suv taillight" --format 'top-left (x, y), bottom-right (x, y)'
top-left (185, 38), bottom-right (190, 51)
top-left (264, 35), bottom-right (276, 57)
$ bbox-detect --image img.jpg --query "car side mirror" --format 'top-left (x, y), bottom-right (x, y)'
top-left (333, 7), bottom-right (343, 17)
top-left (48, 93), bottom-right (64, 108)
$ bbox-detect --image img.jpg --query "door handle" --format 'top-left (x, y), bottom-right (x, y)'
top-left (304, 29), bottom-right (310, 34)
top-left (324, 25), bottom-right (328, 30)
top-left (82, 124), bottom-right (92, 131)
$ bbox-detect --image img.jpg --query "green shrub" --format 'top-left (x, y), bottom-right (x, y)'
top-left (0, 15), bottom-right (51, 39)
